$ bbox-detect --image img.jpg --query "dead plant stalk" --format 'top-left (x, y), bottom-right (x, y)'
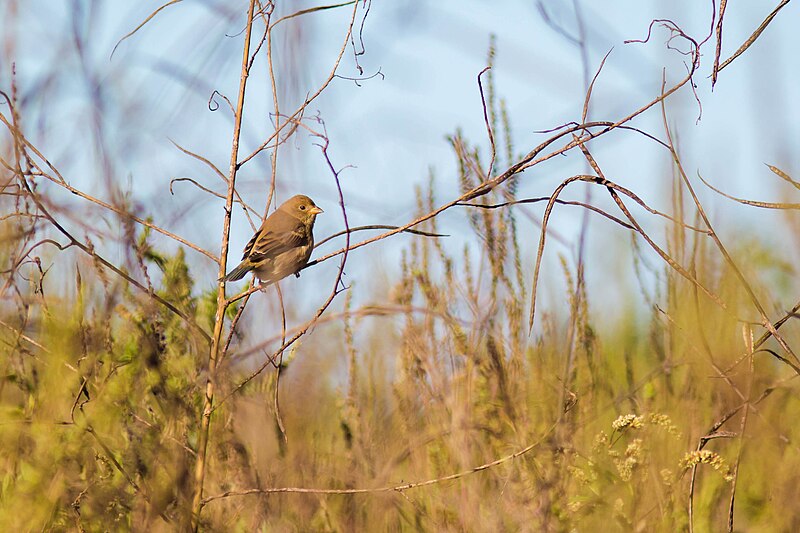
top-left (190, 1), bottom-right (257, 529)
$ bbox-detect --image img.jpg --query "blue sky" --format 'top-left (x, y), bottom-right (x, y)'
top-left (3, 0), bottom-right (799, 334)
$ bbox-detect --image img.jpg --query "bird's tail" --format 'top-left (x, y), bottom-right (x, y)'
top-left (220, 261), bottom-right (252, 282)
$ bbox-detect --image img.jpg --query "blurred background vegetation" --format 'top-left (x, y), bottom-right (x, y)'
top-left (2, 1), bottom-right (799, 531)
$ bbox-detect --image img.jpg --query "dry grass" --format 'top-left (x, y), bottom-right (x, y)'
top-left (1, 2), bottom-right (799, 532)
top-left (2, 161), bottom-right (799, 531)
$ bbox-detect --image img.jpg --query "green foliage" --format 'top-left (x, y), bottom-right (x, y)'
top-left (0, 236), bottom-right (207, 530)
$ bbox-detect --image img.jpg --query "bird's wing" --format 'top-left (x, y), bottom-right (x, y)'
top-left (242, 213), bottom-right (308, 262)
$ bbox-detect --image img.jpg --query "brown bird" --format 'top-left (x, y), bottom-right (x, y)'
top-left (221, 194), bottom-right (323, 283)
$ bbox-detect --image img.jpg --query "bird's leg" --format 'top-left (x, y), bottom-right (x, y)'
top-left (294, 272), bottom-right (301, 278)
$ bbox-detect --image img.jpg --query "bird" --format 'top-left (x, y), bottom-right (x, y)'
top-left (221, 194), bottom-right (323, 283)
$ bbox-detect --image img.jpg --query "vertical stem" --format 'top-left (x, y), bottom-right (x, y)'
top-left (568, 0), bottom-right (591, 397)
top-left (190, 1), bottom-right (256, 529)
top-left (265, 5), bottom-right (279, 212)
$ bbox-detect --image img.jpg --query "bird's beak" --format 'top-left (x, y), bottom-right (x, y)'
top-left (310, 206), bottom-right (324, 215)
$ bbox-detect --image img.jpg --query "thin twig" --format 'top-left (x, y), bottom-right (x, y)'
top-left (111, 0), bottom-right (184, 58)
top-left (477, 66), bottom-right (496, 179)
top-left (191, 2), bottom-right (257, 529)
top-left (238, 1), bottom-right (362, 168)
top-left (712, 0), bottom-right (728, 87)
top-left (200, 419), bottom-right (558, 507)
top-left (273, 284), bottom-right (288, 446)
top-left (716, 0), bottom-right (792, 75)
top-left (0, 110), bottom-right (218, 263)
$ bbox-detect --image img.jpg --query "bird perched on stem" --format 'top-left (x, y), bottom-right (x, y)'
top-left (221, 194), bottom-right (323, 283)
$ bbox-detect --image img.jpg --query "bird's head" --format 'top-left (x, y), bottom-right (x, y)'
top-left (281, 194), bottom-right (324, 224)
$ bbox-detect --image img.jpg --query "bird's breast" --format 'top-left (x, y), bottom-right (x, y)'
top-left (253, 243), bottom-right (313, 283)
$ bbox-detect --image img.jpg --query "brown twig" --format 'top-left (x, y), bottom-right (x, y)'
top-left (582, 49), bottom-right (612, 124)
top-left (313, 225), bottom-right (446, 249)
top-left (712, 0), bottom-right (728, 87)
top-left (273, 283), bottom-right (288, 446)
top-left (477, 66), bottom-right (496, 179)
top-left (263, 0), bottom-right (279, 220)
top-left (0, 317), bottom-right (52, 354)
top-left (726, 348), bottom-right (754, 533)
top-left (308, 108), bottom-right (701, 275)
top-left (219, 281), bottom-right (255, 367)
top-left (459, 197), bottom-right (636, 230)
top-left (766, 164), bottom-right (800, 190)
top-left (169, 139), bottom-right (259, 231)
top-left (223, 303), bottom-right (469, 365)
top-left (698, 172), bottom-right (800, 210)
top-left (237, 1), bottom-right (362, 168)
top-left (200, 419), bottom-right (558, 507)
top-left (111, 0), bottom-right (184, 58)
top-left (716, 0), bottom-right (792, 75)
top-left (526, 171), bottom-right (725, 330)
top-left (190, 1), bottom-right (257, 529)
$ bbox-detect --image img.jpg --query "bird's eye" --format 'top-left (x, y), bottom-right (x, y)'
top-left (300, 205), bottom-right (306, 210)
